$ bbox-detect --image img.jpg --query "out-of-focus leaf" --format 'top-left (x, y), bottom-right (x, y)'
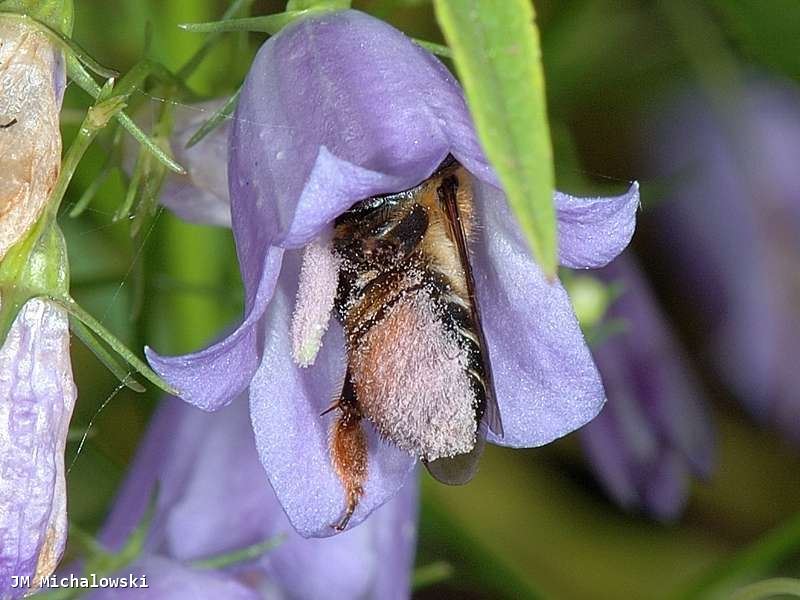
top-left (730, 578), bottom-right (800, 600)
top-left (190, 535), bottom-right (285, 570)
top-left (710, 0), bottom-right (800, 81)
top-left (413, 561), bottom-right (455, 590)
top-left (433, 0), bottom-right (557, 277)
top-left (680, 512), bottom-right (800, 599)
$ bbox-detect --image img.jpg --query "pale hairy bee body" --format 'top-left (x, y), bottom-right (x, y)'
top-left (333, 163), bottom-right (488, 460)
top-left (313, 156), bottom-right (501, 530)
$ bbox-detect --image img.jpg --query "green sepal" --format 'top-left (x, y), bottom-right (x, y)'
top-left (0, 10), bottom-right (115, 78)
top-left (69, 318), bottom-right (146, 393)
top-left (53, 297), bottom-right (178, 395)
top-left (0, 217), bottom-right (69, 348)
top-left (66, 58), bottom-right (186, 175)
top-left (179, 3), bottom-right (349, 35)
top-left (0, 0), bottom-right (73, 34)
top-left (413, 38), bottom-right (452, 58)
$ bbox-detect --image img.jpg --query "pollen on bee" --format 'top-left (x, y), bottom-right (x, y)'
top-left (350, 290), bottom-right (479, 461)
top-left (291, 236), bottom-right (341, 367)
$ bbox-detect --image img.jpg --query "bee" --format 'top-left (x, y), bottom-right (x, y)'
top-left (324, 155), bottom-right (503, 530)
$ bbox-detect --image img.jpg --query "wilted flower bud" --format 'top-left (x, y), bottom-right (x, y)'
top-left (0, 14), bottom-right (73, 598)
top-left (579, 255), bottom-right (714, 520)
top-left (0, 17), bottom-right (64, 261)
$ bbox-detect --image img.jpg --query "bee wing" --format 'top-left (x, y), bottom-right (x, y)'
top-left (424, 422), bottom-right (487, 485)
top-left (440, 177), bottom-right (504, 438)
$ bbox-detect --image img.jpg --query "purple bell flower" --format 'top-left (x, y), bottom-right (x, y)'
top-left (579, 255), bottom-right (714, 521)
top-left (145, 9), bottom-right (639, 536)
top-left (88, 396), bottom-right (418, 600)
top-left (0, 20), bottom-right (74, 598)
top-left (648, 76), bottom-right (800, 444)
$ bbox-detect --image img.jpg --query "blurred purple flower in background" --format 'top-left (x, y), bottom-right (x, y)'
top-left (579, 255), bottom-right (714, 521)
top-left (87, 397), bottom-right (418, 600)
top-left (0, 19), bottom-right (74, 598)
top-left (649, 76), bottom-right (800, 444)
top-left (145, 9), bottom-right (639, 537)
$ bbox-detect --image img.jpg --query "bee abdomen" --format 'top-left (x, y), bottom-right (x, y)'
top-left (348, 286), bottom-right (481, 461)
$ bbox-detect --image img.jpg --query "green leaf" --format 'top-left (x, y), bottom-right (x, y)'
top-left (433, 0), bottom-right (557, 276)
top-left (710, 0), bottom-right (800, 82)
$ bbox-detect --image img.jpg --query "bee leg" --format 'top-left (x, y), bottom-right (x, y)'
top-left (320, 399), bottom-right (341, 416)
top-left (329, 373), bottom-right (367, 532)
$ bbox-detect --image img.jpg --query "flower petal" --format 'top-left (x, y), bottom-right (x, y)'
top-left (0, 300), bottom-right (76, 596)
top-left (249, 251), bottom-right (416, 537)
top-left (228, 8), bottom-right (493, 255)
top-left (145, 246), bottom-right (284, 411)
top-left (86, 557), bottom-right (259, 600)
top-left (160, 101), bottom-right (232, 228)
top-left (101, 394), bottom-right (418, 598)
top-left (469, 180), bottom-right (605, 448)
top-left (556, 182), bottom-right (639, 269)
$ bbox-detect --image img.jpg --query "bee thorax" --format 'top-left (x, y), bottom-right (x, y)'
top-left (350, 291), bottom-right (479, 461)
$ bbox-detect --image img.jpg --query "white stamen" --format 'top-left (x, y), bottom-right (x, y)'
top-left (291, 235), bottom-right (340, 367)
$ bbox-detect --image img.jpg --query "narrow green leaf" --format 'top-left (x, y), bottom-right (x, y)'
top-left (179, 3), bottom-right (349, 36)
top-left (186, 86), bottom-right (240, 148)
top-left (413, 38), bottom-right (452, 58)
top-left (433, 0), bottom-right (557, 276)
top-left (179, 11), bottom-right (310, 35)
top-left (177, 0), bottom-right (258, 79)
